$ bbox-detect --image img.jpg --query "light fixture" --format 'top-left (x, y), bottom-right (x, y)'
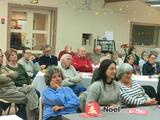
top-left (150, 4), bottom-right (160, 7)
top-left (30, 0), bottom-right (38, 4)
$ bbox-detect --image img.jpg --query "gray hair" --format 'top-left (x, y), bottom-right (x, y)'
top-left (116, 63), bottom-right (133, 79)
top-left (60, 54), bottom-right (72, 63)
top-left (44, 66), bottom-right (64, 86)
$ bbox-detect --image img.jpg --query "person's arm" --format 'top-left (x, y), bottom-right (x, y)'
top-left (53, 56), bottom-right (58, 66)
top-left (72, 57), bottom-right (84, 71)
top-left (42, 88), bottom-right (65, 106)
top-left (120, 88), bottom-right (146, 106)
top-left (142, 64), bottom-right (148, 75)
top-left (68, 66), bottom-right (81, 83)
top-left (83, 59), bottom-right (93, 72)
top-left (62, 77), bottom-right (75, 86)
top-left (0, 68), bottom-right (17, 83)
top-left (86, 82), bottom-right (100, 103)
top-left (62, 87), bottom-right (80, 109)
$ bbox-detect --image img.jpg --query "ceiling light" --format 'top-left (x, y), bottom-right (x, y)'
top-left (30, 0), bottom-right (38, 4)
top-left (150, 4), bottom-right (160, 7)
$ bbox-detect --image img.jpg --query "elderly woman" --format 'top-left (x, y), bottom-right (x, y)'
top-left (86, 59), bottom-right (121, 107)
top-left (125, 55), bottom-right (140, 75)
top-left (5, 48), bottom-right (31, 87)
top-left (42, 66), bottom-right (80, 120)
top-left (59, 54), bottom-right (86, 96)
top-left (117, 63), bottom-right (157, 107)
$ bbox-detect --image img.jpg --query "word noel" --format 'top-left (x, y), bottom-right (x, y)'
top-left (103, 106), bottom-right (120, 112)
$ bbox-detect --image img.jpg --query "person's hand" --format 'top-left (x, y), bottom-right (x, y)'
top-left (110, 104), bottom-right (119, 108)
top-left (50, 80), bottom-right (61, 89)
top-left (144, 98), bottom-right (158, 105)
top-left (29, 55), bottom-right (35, 61)
top-left (52, 105), bottom-right (64, 112)
top-left (40, 65), bottom-right (46, 70)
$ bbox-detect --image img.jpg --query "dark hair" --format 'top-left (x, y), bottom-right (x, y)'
top-left (44, 66), bottom-right (64, 86)
top-left (128, 47), bottom-right (136, 55)
top-left (124, 55), bottom-right (135, 63)
top-left (22, 47), bottom-right (31, 54)
top-left (148, 53), bottom-right (157, 58)
top-left (94, 59), bottom-right (116, 87)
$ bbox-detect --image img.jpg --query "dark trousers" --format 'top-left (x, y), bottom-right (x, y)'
top-left (69, 85), bottom-right (86, 96)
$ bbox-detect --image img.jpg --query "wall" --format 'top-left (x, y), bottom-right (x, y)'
top-left (0, 0), bottom-right (160, 56)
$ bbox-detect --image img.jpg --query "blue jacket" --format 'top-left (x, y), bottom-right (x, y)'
top-left (42, 86), bottom-right (80, 120)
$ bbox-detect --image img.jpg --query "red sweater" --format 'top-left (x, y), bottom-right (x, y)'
top-left (72, 55), bottom-right (93, 72)
top-left (58, 50), bottom-right (75, 60)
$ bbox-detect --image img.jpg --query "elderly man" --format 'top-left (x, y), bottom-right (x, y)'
top-left (142, 53), bottom-right (160, 75)
top-left (59, 54), bottom-right (86, 96)
top-left (90, 46), bottom-right (104, 65)
top-left (58, 45), bottom-right (75, 60)
top-left (18, 47), bottom-right (40, 79)
top-left (0, 50), bottom-right (38, 120)
top-left (39, 45), bottom-right (58, 69)
top-left (72, 47), bottom-right (92, 72)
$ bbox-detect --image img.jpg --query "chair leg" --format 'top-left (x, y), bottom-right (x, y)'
top-left (7, 104), bottom-right (11, 115)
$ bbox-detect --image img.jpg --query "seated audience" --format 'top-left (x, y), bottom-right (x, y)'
top-left (5, 48), bottom-right (31, 87)
top-left (72, 47), bottom-right (92, 72)
top-left (0, 50), bottom-right (38, 120)
top-left (89, 46), bottom-right (104, 65)
top-left (58, 45), bottom-right (75, 60)
top-left (42, 66), bottom-right (80, 120)
top-left (112, 51), bottom-right (123, 68)
top-left (142, 53), bottom-right (160, 75)
top-left (86, 59), bottom-right (120, 106)
top-left (125, 55), bottom-right (140, 74)
top-left (139, 51), bottom-right (149, 74)
top-left (117, 63), bottom-right (157, 107)
top-left (59, 54), bottom-right (86, 96)
top-left (39, 45), bottom-right (58, 69)
top-left (18, 47), bottom-right (40, 79)
top-left (127, 47), bottom-right (139, 65)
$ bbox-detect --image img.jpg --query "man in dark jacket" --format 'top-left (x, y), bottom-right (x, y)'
top-left (142, 53), bottom-right (160, 75)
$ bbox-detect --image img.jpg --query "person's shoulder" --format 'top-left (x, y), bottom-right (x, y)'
top-left (39, 55), bottom-right (45, 59)
top-left (62, 86), bottom-right (73, 92)
top-left (18, 57), bottom-right (24, 63)
top-left (51, 55), bottom-right (57, 58)
top-left (90, 81), bottom-right (102, 88)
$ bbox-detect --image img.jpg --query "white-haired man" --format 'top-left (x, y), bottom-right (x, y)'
top-left (59, 54), bottom-right (86, 96)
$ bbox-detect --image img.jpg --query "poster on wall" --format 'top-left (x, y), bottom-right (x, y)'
top-left (105, 31), bottom-right (113, 40)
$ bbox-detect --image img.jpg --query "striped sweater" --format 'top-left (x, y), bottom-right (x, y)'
top-left (119, 80), bottom-right (150, 106)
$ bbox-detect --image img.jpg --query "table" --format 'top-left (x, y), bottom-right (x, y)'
top-left (0, 115), bottom-right (22, 120)
top-left (79, 74), bottom-right (159, 92)
top-left (63, 106), bottom-right (160, 120)
top-left (132, 75), bottom-right (159, 92)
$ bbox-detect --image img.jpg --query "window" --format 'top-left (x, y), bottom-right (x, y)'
top-left (131, 23), bottom-right (159, 46)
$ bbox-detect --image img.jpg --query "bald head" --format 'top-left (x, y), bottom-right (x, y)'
top-left (78, 47), bottom-right (86, 57)
top-left (95, 46), bottom-right (101, 53)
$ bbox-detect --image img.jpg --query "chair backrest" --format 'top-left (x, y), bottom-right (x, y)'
top-left (39, 97), bottom-right (42, 120)
top-left (142, 85), bottom-right (157, 99)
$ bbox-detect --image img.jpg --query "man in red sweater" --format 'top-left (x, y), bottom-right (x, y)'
top-left (58, 45), bottom-right (75, 60)
top-left (72, 47), bottom-right (92, 72)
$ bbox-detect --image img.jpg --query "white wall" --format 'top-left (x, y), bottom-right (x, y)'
top-left (0, 0), bottom-right (160, 56)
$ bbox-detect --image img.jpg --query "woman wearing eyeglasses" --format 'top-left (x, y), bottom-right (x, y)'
top-left (117, 63), bottom-right (157, 107)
